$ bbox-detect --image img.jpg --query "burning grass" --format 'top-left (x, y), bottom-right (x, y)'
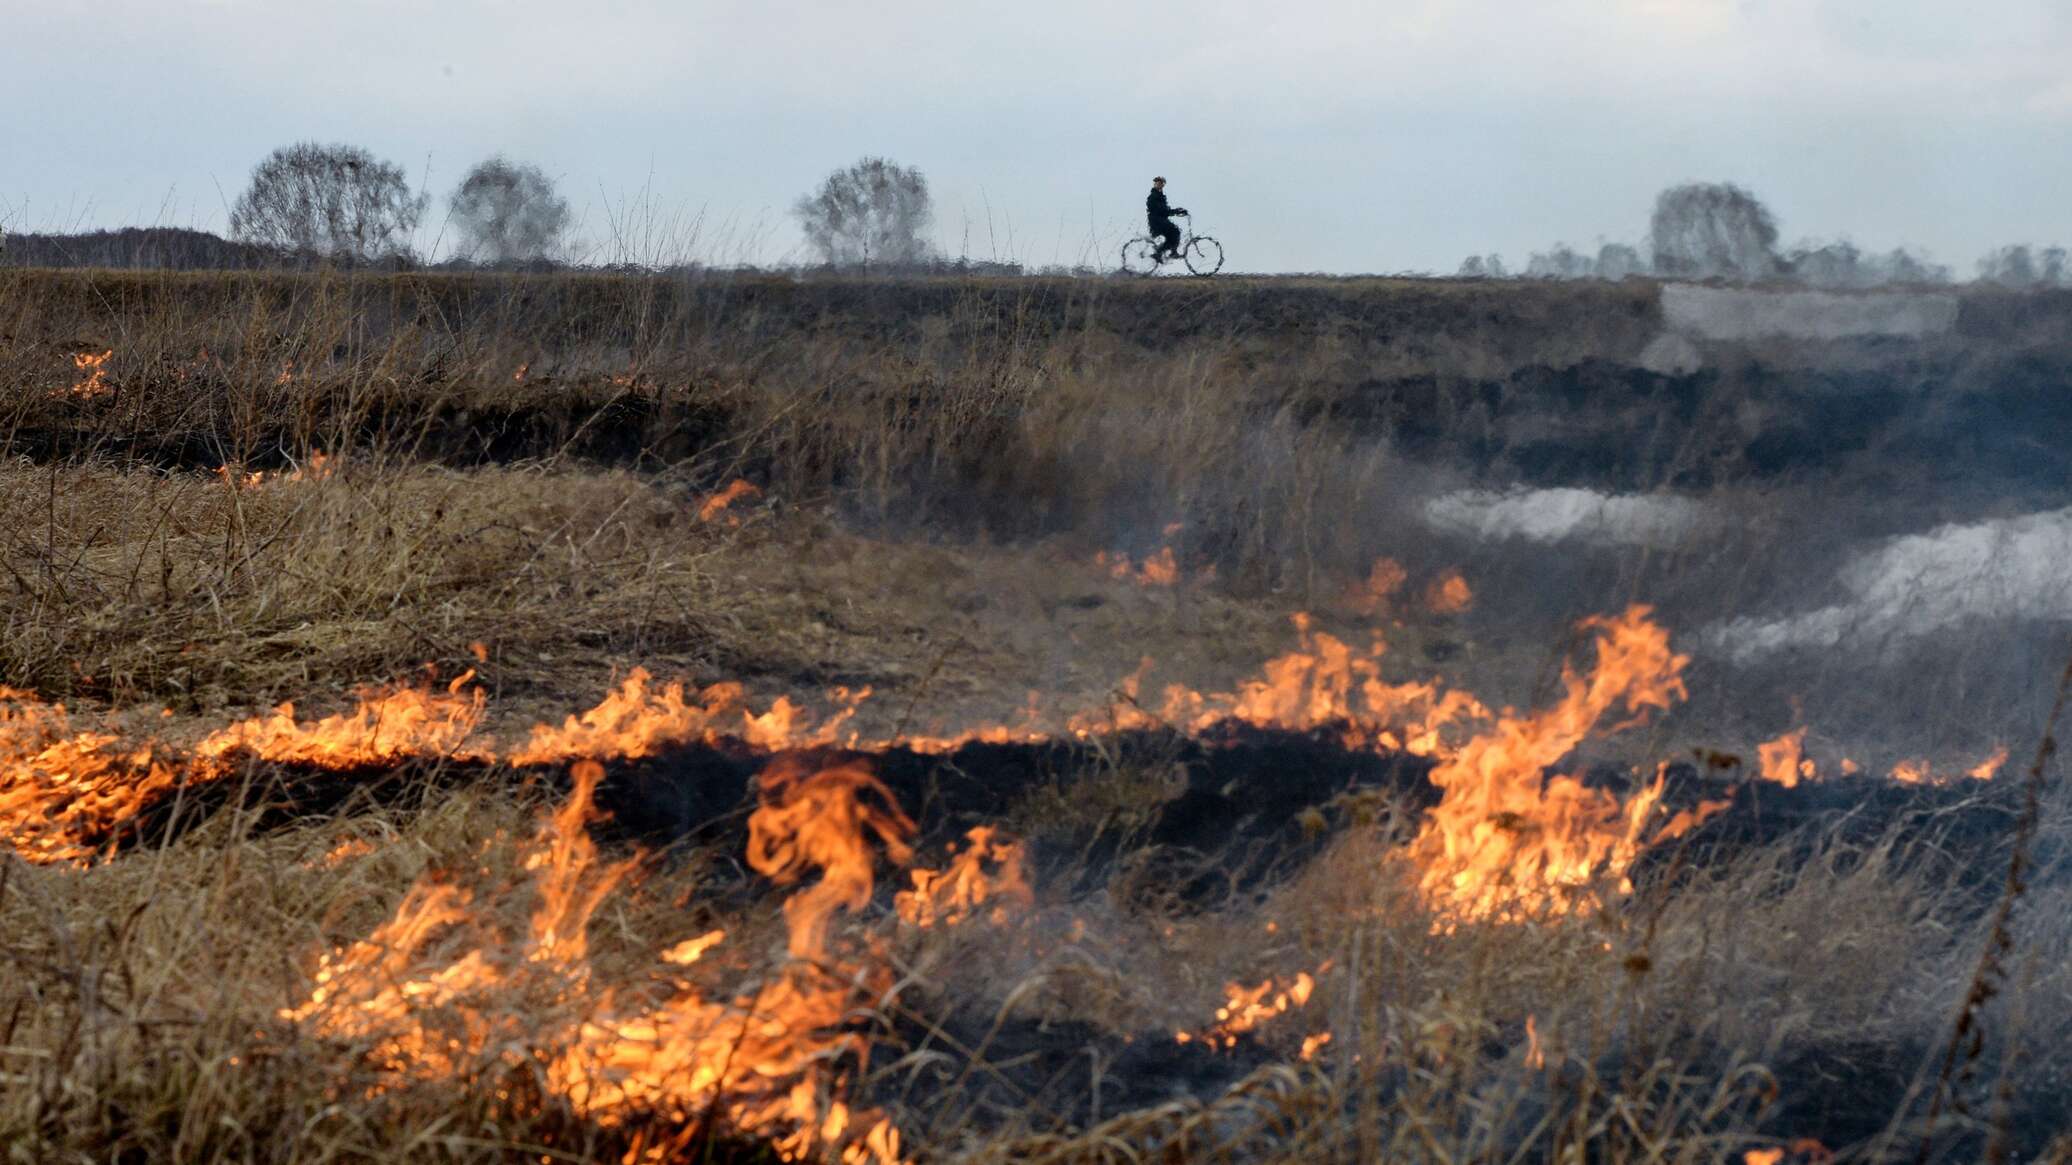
top-left (4, 268), bottom-right (2071, 1161)
top-left (6, 584), bottom-right (2068, 1160)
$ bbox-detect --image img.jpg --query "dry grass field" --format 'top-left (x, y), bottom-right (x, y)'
top-left (2, 269), bottom-right (2068, 1164)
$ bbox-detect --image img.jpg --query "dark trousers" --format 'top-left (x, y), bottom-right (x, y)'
top-left (1151, 220), bottom-right (1181, 257)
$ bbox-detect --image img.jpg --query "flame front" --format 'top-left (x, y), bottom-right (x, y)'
top-left (3, 677), bottom-right (486, 866)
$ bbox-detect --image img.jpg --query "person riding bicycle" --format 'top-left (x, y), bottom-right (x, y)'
top-left (1146, 177), bottom-right (1188, 263)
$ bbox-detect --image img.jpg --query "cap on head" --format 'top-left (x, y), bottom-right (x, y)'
top-left (1153, 176), bottom-right (1166, 184)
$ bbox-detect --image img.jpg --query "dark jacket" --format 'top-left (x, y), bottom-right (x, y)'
top-left (1147, 188), bottom-right (1180, 228)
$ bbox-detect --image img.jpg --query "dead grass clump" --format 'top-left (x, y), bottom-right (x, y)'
top-left (0, 458), bottom-right (730, 708)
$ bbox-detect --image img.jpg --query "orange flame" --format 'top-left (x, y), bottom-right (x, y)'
top-left (1344, 557), bottom-right (1408, 617)
top-left (63, 349), bottom-right (114, 399)
top-left (698, 479), bottom-right (762, 524)
top-left (1176, 966), bottom-right (1329, 1052)
top-left (509, 669), bottom-right (867, 766)
top-left (1968, 746), bottom-right (2009, 782)
top-left (1406, 606), bottom-right (1722, 921)
top-left (286, 756), bottom-right (910, 1163)
top-left (311, 837), bottom-right (378, 868)
top-left (1095, 546), bottom-right (1184, 587)
top-left (210, 451), bottom-right (337, 491)
top-left (1075, 613), bottom-right (1489, 755)
top-left (3, 676), bottom-right (488, 866)
top-left (1890, 746), bottom-right (2009, 786)
top-left (0, 688), bottom-right (182, 865)
top-left (1756, 728), bottom-right (1814, 788)
top-left (896, 826), bottom-right (1034, 928)
top-left (195, 672), bottom-right (487, 768)
top-left (1426, 570), bottom-right (1473, 615)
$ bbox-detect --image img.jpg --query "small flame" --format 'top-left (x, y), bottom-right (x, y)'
top-left (1426, 570), bottom-right (1473, 615)
top-left (1756, 728), bottom-right (1814, 788)
top-left (1344, 557), bottom-right (1408, 616)
top-left (1891, 746), bottom-right (2010, 786)
top-left (698, 479), bottom-right (762, 524)
top-left (1968, 746), bottom-right (2009, 781)
top-left (895, 826), bottom-right (1033, 928)
top-left (63, 349), bottom-right (114, 399)
top-left (1176, 966), bottom-right (1329, 1052)
top-left (311, 837), bottom-right (378, 868)
top-left (1095, 546), bottom-right (1184, 587)
top-left (210, 451), bottom-right (338, 491)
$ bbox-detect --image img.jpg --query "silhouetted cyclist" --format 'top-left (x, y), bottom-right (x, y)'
top-left (1147, 177), bottom-right (1188, 263)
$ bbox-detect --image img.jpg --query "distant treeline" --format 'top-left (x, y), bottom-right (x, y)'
top-left (0, 225), bottom-right (1047, 277)
top-left (3, 228), bottom-right (285, 271)
top-left (1467, 181), bottom-right (2072, 289)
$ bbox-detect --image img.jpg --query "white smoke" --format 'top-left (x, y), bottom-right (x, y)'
top-left (1422, 487), bottom-right (1708, 548)
top-left (1713, 508), bottom-right (2072, 661)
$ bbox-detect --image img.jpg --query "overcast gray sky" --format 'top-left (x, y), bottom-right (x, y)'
top-left (5, 0), bottom-right (2070, 273)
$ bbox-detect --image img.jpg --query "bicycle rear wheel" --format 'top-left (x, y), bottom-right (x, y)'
top-left (1120, 237), bottom-right (1161, 276)
top-left (1184, 237), bottom-right (1224, 276)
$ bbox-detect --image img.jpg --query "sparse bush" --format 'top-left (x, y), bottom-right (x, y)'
top-left (230, 141), bottom-right (428, 263)
top-left (1650, 181), bottom-right (1781, 281)
top-left (793, 156), bottom-right (936, 267)
top-left (449, 157), bottom-right (571, 264)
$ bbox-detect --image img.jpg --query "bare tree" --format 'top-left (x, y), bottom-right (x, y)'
top-left (449, 157), bottom-right (571, 264)
top-left (1650, 182), bottom-right (1781, 281)
top-left (229, 142), bottom-right (427, 263)
top-left (793, 157), bottom-right (935, 267)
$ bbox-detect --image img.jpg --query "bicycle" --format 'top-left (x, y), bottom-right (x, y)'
top-left (1120, 212), bottom-right (1224, 276)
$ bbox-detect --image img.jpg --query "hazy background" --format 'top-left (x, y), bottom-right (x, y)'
top-left (5, 0), bottom-right (2071, 272)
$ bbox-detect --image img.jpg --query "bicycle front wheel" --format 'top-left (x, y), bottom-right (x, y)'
top-left (1184, 237), bottom-right (1224, 276)
top-left (1120, 237), bottom-right (1161, 276)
